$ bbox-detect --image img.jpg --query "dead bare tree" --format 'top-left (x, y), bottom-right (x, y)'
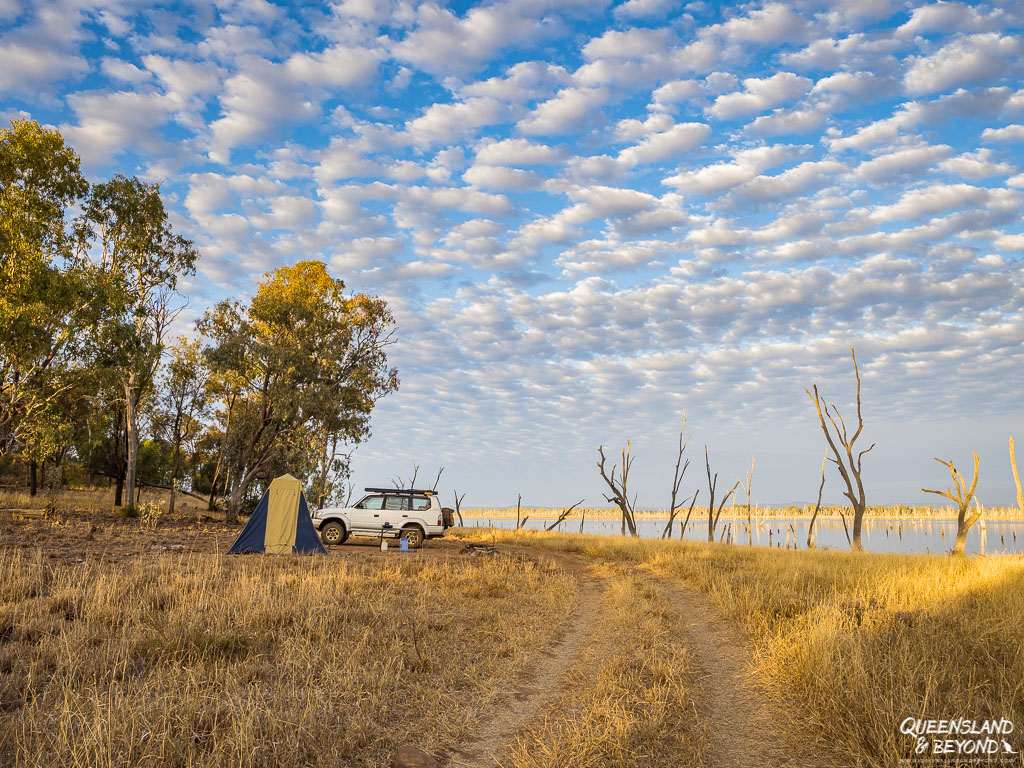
top-left (597, 442), bottom-right (638, 537)
top-left (678, 490), bottom-right (699, 539)
top-left (431, 466), bottom-right (444, 491)
top-left (734, 454), bottom-right (755, 545)
top-left (922, 452), bottom-right (981, 556)
top-left (705, 446), bottom-right (739, 543)
top-left (662, 419), bottom-right (691, 539)
top-left (392, 461), bottom-right (419, 489)
top-left (1011, 437), bottom-right (1023, 514)
top-left (806, 452), bottom-right (827, 548)
top-left (452, 489), bottom-right (465, 526)
top-left (806, 348), bottom-right (874, 551)
top-left (546, 499), bottom-right (585, 531)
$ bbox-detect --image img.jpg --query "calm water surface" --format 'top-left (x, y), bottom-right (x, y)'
top-left (460, 516), bottom-right (1024, 555)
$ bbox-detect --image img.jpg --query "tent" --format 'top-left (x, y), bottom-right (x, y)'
top-left (227, 474), bottom-right (327, 555)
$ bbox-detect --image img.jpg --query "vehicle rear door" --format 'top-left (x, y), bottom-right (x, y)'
top-left (381, 494), bottom-right (410, 532)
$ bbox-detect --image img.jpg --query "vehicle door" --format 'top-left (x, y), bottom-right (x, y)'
top-left (381, 494), bottom-right (410, 532)
top-left (350, 494), bottom-right (386, 535)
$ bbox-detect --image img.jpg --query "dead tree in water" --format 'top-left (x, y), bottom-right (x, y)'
top-left (546, 499), bottom-right (585, 531)
top-left (451, 489), bottom-right (465, 526)
top-left (734, 454), bottom-right (755, 545)
top-left (806, 348), bottom-right (874, 551)
top-left (705, 446), bottom-right (739, 542)
top-left (678, 490), bottom-right (699, 539)
top-left (806, 452), bottom-right (827, 548)
top-left (598, 442), bottom-right (638, 536)
top-left (1011, 437), bottom-right (1023, 514)
top-left (663, 418), bottom-right (691, 539)
top-left (922, 453), bottom-right (980, 556)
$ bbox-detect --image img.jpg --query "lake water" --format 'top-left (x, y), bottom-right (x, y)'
top-left (460, 516), bottom-right (1024, 556)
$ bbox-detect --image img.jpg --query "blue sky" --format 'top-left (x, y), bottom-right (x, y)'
top-left (3, 0), bottom-right (1023, 508)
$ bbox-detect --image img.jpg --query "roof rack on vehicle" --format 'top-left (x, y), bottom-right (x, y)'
top-left (364, 487), bottom-right (437, 495)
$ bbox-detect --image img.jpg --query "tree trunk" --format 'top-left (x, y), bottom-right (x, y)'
top-left (114, 467), bottom-right (125, 507)
top-left (39, 460), bottom-right (46, 490)
top-left (952, 526), bottom-right (968, 556)
top-left (227, 471), bottom-right (250, 525)
top-left (851, 507), bottom-right (864, 551)
top-left (168, 441), bottom-right (180, 516)
top-left (29, 460), bottom-right (38, 496)
top-left (124, 375), bottom-right (139, 512)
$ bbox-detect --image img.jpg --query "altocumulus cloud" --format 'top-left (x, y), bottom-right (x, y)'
top-left (6, 0), bottom-right (1023, 505)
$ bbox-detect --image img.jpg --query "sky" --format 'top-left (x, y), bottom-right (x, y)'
top-left (2, 0), bottom-right (1023, 509)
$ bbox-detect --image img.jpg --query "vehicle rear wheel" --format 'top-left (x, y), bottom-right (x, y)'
top-left (320, 521), bottom-right (347, 546)
top-left (400, 526), bottom-right (425, 549)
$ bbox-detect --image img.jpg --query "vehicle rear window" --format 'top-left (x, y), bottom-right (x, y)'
top-left (384, 496), bottom-right (407, 511)
top-left (411, 496), bottom-right (431, 511)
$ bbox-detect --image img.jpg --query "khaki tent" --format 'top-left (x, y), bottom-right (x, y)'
top-left (227, 474), bottom-right (327, 555)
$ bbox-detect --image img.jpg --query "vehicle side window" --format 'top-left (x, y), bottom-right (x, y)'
top-left (411, 496), bottom-right (431, 511)
top-left (384, 495), bottom-right (408, 511)
top-left (359, 496), bottom-right (385, 510)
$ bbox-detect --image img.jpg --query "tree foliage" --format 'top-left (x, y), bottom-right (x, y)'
top-left (201, 261), bottom-right (398, 521)
top-left (0, 119), bottom-right (91, 451)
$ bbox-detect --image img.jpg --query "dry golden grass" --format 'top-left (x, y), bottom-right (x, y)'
top-left (0, 486), bottom-right (211, 520)
top-left (453, 527), bottom-right (1024, 768)
top-left (0, 548), bottom-right (573, 767)
top-left (501, 566), bottom-right (707, 768)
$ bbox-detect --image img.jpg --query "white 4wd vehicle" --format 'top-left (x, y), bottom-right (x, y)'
top-left (312, 487), bottom-right (451, 549)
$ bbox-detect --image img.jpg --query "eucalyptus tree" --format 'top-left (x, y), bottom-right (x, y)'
top-left (0, 119), bottom-right (90, 454)
top-left (200, 260), bottom-right (398, 522)
top-left (154, 337), bottom-right (209, 515)
top-left (79, 175), bottom-right (198, 510)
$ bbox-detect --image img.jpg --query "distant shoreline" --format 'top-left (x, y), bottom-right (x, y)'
top-left (461, 506), bottom-right (1024, 521)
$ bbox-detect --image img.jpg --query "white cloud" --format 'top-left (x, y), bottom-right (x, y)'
top-left (746, 107), bottom-right (824, 136)
top-left (393, 1), bottom-right (601, 79)
top-left (582, 28), bottom-right (675, 60)
top-left (650, 79), bottom-right (704, 112)
top-left (897, 2), bottom-right (1007, 37)
top-left (938, 149), bottom-right (1013, 179)
top-left (460, 61), bottom-right (570, 102)
top-left (614, 0), bottom-right (681, 19)
top-left (284, 45), bottom-right (382, 88)
top-left (736, 159), bottom-right (846, 201)
top-left (981, 124), bottom-right (1024, 142)
top-left (475, 137), bottom-right (564, 166)
top-left (404, 96), bottom-right (511, 148)
top-left (854, 143), bottom-right (952, 182)
top-left (0, 41), bottom-right (88, 94)
top-left (903, 33), bottom-right (1021, 96)
top-left (719, 3), bottom-right (813, 45)
top-left (463, 164), bottom-right (542, 190)
top-left (614, 113), bottom-right (674, 141)
top-left (709, 73), bottom-right (812, 120)
top-left (664, 144), bottom-right (805, 194)
top-left (617, 123), bottom-right (711, 167)
top-left (859, 183), bottom-right (1000, 224)
top-left (518, 87), bottom-right (610, 135)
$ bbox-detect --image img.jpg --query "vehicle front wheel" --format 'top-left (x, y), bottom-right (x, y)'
top-left (320, 521), bottom-right (347, 546)
top-left (400, 526), bottom-right (425, 549)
